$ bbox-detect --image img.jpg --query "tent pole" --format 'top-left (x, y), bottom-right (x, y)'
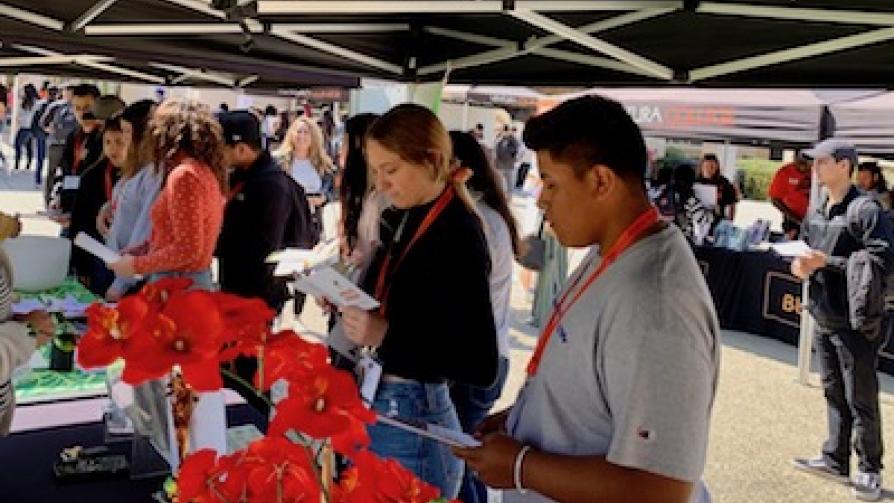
top-left (797, 129), bottom-right (824, 387)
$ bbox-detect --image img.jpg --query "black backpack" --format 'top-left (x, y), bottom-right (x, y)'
top-left (30, 101), bottom-right (50, 135)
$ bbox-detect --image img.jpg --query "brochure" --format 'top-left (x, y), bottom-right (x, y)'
top-left (74, 232), bottom-right (121, 264)
top-left (375, 414), bottom-right (481, 449)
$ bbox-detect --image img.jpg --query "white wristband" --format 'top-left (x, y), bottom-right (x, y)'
top-left (514, 445), bottom-right (532, 494)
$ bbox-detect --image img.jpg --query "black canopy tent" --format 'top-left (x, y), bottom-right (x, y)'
top-left (1, 1), bottom-right (894, 89)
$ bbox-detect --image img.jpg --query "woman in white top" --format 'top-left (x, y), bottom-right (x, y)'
top-left (276, 117), bottom-right (336, 238)
top-left (448, 130), bottom-right (520, 503)
top-left (98, 99), bottom-right (161, 301)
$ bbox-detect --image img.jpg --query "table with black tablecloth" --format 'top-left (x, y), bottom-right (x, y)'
top-left (0, 404), bottom-right (264, 503)
top-left (693, 246), bottom-right (894, 375)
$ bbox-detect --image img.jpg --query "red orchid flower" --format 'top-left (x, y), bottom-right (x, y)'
top-left (77, 297), bottom-right (151, 369)
top-left (178, 449), bottom-right (223, 503)
top-left (124, 290), bottom-right (226, 391)
top-left (138, 277), bottom-right (194, 306)
top-left (269, 367), bottom-right (375, 439)
top-left (215, 293), bottom-right (276, 348)
top-left (242, 437), bottom-right (320, 503)
top-left (252, 331), bottom-right (329, 392)
top-left (329, 416), bottom-right (371, 458)
top-left (331, 466), bottom-right (376, 503)
top-left (370, 455), bottom-right (442, 503)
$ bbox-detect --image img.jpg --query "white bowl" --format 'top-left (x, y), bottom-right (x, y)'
top-left (1, 235), bottom-right (71, 292)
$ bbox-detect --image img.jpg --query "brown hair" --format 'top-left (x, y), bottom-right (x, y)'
top-left (148, 98), bottom-right (227, 193)
top-left (365, 104), bottom-right (477, 214)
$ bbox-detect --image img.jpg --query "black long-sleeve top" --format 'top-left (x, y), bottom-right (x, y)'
top-left (69, 160), bottom-right (119, 281)
top-left (361, 191), bottom-right (498, 387)
top-left (802, 185), bottom-right (894, 329)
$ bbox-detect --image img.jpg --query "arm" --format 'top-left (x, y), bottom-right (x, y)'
top-left (770, 198), bottom-right (802, 225)
top-left (458, 437), bottom-right (693, 503)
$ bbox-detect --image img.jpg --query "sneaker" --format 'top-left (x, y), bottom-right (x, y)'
top-left (791, 457), bottom-right (850, 485)
top-left (852, 471), bottom-right (882, 501)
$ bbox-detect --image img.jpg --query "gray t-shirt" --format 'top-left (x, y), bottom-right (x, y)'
top-left (505, 225), bottom-right (720, 503)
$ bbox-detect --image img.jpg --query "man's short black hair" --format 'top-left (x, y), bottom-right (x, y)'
top-left (72, 84), bottom-right (100, 98)
top-left (523, 95), bottom-right (647, 182)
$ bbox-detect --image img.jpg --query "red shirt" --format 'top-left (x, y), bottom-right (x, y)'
top-left (133, 159), bottom-right (224, 275)
top-left (768, 162), bottom-right (811, 221)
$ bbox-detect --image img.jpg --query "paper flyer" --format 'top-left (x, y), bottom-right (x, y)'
top-left (74, 232), bottom-right (122, 264)
top-left (375, 414), bottom-right (481, 449)
top-left (770, 240), bottom-right (812, 258)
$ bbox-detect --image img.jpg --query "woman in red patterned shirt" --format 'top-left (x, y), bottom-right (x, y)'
top-left (107, 98), bottom-right (229, 471)
top-left (108, 98), bottom-right (226, 289)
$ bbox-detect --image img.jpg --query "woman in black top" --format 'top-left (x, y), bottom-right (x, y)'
top-left (341, 104), bottom-right (497, 498)
top-left (696, 153), bottom-right (739, 221)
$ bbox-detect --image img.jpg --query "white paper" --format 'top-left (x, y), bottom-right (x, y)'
top-left (268, 239), bottom-right (340, 276)
top-left (11, 298), bottom-right (47, 315)
top-left (771, 240), bottom-right (813, 257)
top-left (693, 183), bottom-right (718, 209)
top-left (375, 414), bottom-right (481, 448)
top-left (302, 266), bottom-right (379, 310)
top-left (63, 175), bottom-right (81, 191)
top-left (74, 232), bottom-right (121, 264)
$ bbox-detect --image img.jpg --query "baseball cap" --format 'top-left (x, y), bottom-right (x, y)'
top-left (91, 95), bottom-right (126, 121)
top-left (802, 138), bottom-right (858, 167)
top-left (218, 111), bottom-right (262, 148)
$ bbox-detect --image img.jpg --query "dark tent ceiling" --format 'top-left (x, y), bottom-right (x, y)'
top-left (2, 1), bottom-right (894, 88)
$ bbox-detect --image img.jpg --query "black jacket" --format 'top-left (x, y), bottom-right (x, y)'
top-left (361, 191), bottom-right (498, 387)
top-left (68, 160), bottom-right (119, 276)
top-left (216, 152), bottom-right (315, 311)
top-left (802, 185), bottom-right (894, 330)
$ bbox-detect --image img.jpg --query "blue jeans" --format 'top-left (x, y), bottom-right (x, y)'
top-left (450, 356), bottom-right (510, 503)
top-left (33, 133), bottom-right (46, 183)
top-left (14, 128), bottom-right (33, 170)
top-left (368, 381), bottom-right (463, 499)
top-left (147, 270), bottom-right (213, 291)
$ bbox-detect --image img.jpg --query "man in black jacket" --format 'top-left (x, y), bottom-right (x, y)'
top-left (216, 111), bottom-right (316, 416)
top-left (49, 84), bottom-right (103, 231)
top-left (216, 110), bottom-right (316, 312)
top-left (791, 139), bottom-right (893, 502)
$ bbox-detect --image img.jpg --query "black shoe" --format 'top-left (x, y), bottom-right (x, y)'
top-left (791, 457), bottom-right (850, 485)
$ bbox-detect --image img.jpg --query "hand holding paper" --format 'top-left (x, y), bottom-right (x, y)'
top-left (770, 240), bottom-right (812, 258)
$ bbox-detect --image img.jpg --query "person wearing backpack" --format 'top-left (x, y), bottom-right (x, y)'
top-left (791, 139), bottom-right (894, 502)
top-left (29, 86), bottom-right (57, 186)
top-left (495, 124), bottom-right (520, 194)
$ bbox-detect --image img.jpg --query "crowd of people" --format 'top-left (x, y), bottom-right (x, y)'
top-left (0, 82), bottom-right (892, 502)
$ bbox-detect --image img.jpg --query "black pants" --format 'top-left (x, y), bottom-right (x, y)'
top-left (815, 320), bottom-right (888, 474)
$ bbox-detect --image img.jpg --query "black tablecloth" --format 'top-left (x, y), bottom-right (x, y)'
top-left (693, 246), bottom-right (894, 375)
top-left (0, 404), bottom-right (265, 503)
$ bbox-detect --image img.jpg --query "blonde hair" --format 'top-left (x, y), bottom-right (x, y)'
top-left (148, 98), bottom-right (227, 193)
top-left (276, 116), bottom-right (335, 175)
top-left (365, 103), bottom-right (476, 214)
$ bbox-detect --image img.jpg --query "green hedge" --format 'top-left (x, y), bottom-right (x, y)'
top-left (737, 159), bottom-right (779, 201)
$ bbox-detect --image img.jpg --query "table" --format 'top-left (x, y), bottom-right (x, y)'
top-left (13, 278), bottom-right (107, 404)
top-left (693, 246), bottom-right (894, 375)
top-left (0, 404), bottom-right (264, 503)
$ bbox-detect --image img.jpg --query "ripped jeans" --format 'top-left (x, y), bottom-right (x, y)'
top-left (367, 380), bottom-right (463, 499)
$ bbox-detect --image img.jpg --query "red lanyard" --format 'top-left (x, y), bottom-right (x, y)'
top-left (227, 182), bottom-right (246, 202)
top-left (374, 187), bottom-right (454, 315)
top-left (104, 161), bottom-right (115, 201)
top-left (72, 132), bottom-right (85, 175)
top-left (526, 207), bottom-right (660, 376)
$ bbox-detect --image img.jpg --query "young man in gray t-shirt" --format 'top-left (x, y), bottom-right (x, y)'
top-left (455, 96), bottom-right (721, 503)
